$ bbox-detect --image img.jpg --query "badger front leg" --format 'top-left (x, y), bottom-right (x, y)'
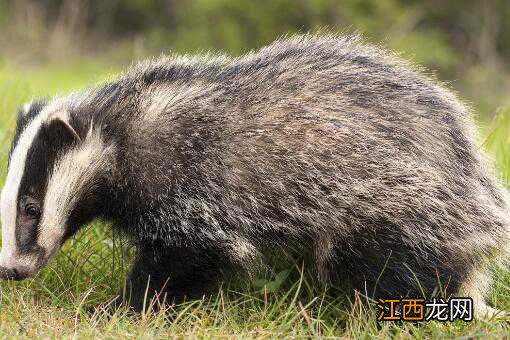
top-left (118, 245), bottom-right (226, 313)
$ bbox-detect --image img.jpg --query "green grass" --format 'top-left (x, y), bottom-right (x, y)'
top-left (0, 61), bottom-right (509, 338)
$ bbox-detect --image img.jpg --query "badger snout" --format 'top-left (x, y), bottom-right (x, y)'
top-left (0, 265), bottom-right (28, 280)
top-left (0, 249), bottom-right (44, 281)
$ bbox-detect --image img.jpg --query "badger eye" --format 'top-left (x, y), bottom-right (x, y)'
top-left (24, 204), bottom-right (40, 219)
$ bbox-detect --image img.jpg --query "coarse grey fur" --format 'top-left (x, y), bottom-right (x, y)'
top-left (1, 34), bottom-right (509, 317)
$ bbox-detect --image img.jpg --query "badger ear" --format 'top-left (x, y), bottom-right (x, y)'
top-left (42, 116), bottom-right (82, 148)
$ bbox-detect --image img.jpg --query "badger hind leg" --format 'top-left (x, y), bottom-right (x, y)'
top-left (461, 267), bottom-right (508, 320)
top-left (314, 235), bottom-right (338, 283)
top-left (463, 206), bottom-right (510, 320)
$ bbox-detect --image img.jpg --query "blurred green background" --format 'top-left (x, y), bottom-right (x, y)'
top-left (0, 0), bottom-right (509, 119)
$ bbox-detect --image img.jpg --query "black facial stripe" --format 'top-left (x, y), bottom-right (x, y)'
top-left (9, 100), bottom-right (47, 164)
top-left (15, 118), bottom-right (78, 254)
top-left (15, 130), bottom-right (52, 253)
top-left (16, 197), bottom-right (43, 254)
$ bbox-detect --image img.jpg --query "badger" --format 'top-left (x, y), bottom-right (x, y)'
top-left (0, 35), bottom-right (508, 317)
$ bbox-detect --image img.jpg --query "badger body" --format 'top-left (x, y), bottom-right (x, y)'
top-left (1, 35), bottom-right (509, 316)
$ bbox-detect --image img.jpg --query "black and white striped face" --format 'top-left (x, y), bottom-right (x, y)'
top-left (0, 101), bottom-right (107, 280)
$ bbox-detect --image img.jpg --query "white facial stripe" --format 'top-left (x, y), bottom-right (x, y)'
top-left (0, 113), bottom-right (45, 267)
top-left (38, 128), bottom-right (112, 257)
top-left (0, 100), bottom-right (68, 267)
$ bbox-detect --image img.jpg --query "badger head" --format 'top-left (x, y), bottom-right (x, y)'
top-left (0, 100), bottom-right (111, 280)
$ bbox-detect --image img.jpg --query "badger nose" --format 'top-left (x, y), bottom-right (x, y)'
top-left (0, 266), bottom-right (22, 280)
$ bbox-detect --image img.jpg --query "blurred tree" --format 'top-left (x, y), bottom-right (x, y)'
top-left (0, 0), bottom-right (508, 116)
